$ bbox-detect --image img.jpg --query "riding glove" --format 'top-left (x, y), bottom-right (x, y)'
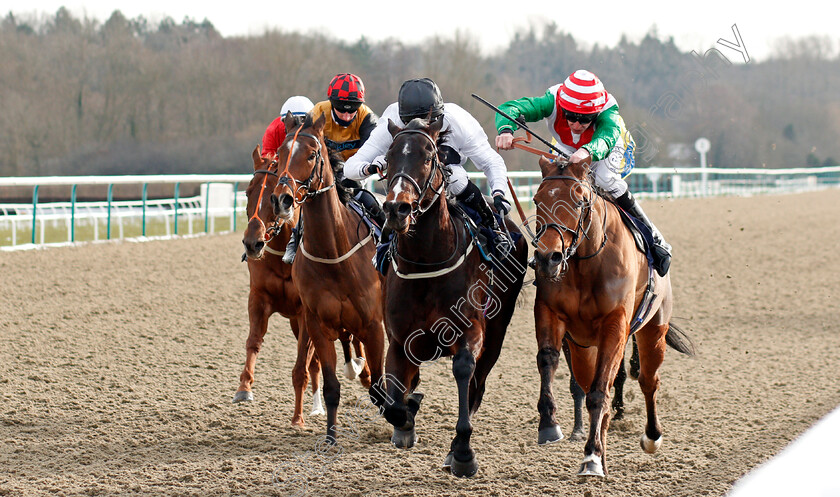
top-left (492, 190), bottom-right (511, 216)
top-left (364, 155), bottom-right (387, 177)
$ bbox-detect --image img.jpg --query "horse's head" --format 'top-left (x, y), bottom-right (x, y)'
top-left (531, 155), bottom-right (596, 279)
top-left (382, 116), bottom-right (446, 234)
top-left (242, 144), bottom-right (291, 259)
top-left (271, 112), bottom-right (333, 220)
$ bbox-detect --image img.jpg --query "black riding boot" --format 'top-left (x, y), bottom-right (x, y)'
top-left (614, 190), bottom-right (672, 276)
top-left (282, 217), bottom-right (303, 265)
top-left (353, 189), bottom-right (386, 227)
top-left (456, 180), bottom-right (501, 232)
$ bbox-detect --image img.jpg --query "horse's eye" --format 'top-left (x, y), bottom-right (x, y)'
top-left (309, 152), bottom-right (316, 161)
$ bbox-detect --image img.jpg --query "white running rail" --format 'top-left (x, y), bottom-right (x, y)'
top-left (2, 167), bottom-right (839, 250)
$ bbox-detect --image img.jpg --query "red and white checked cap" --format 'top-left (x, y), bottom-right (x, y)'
top-left (557, 70), bottom-right (607, 114)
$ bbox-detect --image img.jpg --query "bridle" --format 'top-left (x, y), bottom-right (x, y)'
top-left (276, 126), bottom-right (335, 204)
top-left (248, 161), bottom-right (285, 244)
top-left (386, 129), bottom-right (447, 224)
top-left (533, 173), bottom-right (608, 274)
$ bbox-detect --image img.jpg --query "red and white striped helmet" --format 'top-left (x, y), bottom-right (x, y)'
top-left (557, 70), bottom-right (607, 114)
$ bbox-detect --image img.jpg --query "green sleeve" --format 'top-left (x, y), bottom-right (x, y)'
top-left (494, 90), bottom-right (556, 133)
top-left (581, 106), bottom-right (621, 161)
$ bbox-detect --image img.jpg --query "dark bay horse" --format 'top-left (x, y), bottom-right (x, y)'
top-left (237, 145), bottom-right (324, 427)
top-left (271, 113), bottom-right (385, 443)
top-left (531, 154), bottom-right (695, 476)
top-left (379, 117), bottom-right (528, 477)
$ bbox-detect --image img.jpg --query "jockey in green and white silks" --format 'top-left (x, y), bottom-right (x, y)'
top-left (495, 70), bottom-right (671, 276)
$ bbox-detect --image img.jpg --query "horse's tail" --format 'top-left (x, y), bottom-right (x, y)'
top-left (665, 322), bottom-right (696, 357)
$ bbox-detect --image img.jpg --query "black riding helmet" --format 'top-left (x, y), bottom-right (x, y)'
top-left (398, 78), bottom-right (444, 123)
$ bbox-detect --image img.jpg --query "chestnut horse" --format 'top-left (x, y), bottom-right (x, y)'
top-left (271, 113), bottom-right (385, 443)
top-left (236, 145), bottom-right (319, 427)
top-left (379, 117), bottom-right (528, 477)
top-left (236, 145), bottom-right (367, 426)
top-left (531, 155), bottom-right (695, 476)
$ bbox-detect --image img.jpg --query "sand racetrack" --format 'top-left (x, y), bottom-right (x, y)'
top-left (2, 189), bottom-right (840, 496)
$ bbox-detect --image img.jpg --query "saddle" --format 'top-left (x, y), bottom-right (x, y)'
top-left (615, 204), bottom-right (655, 269)
top-left (347, 199), bottom-right (382, 242)
top-left (372, 201), bottom-right (521, 276)
top-left (455, 202), bottom-right (521, 261)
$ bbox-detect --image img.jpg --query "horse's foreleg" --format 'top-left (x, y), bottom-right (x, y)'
top-left (629, 334), bottom-right (640, 379)
top-left (635, 323), bottom-right (668, 454)
top-left (306, 322), bottom-right (324, 416)
top-left (291, 319), bottom-right (316, 426)
top-left (576, 311), bottom-right (628, 477)
top-left (381, 338), bottom-right (420, 449)
top-left (612, 347), bottom-right (628, 421)
top-left (361, 321), bottom-right (385, 405)
top-left (307, 317), bottom-right (341, 444)
top-left (234, 296), bottom-right (271, 403)
top-left (447, 346), bottom-right (478, 478)
top-left (535, 301), bottom-right (565, 444)
top-left (562, 338), bottom-right (587, 442)
top-left (353, 338), bottom-right (371, 389)
top-left (338, 332), bottom-right (357, 380)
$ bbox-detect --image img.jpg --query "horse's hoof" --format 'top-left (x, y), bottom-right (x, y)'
top-left (612, 408), bottom-right (625, 421)
top-left (538, 425), bottom-right (564, 445)
top-left (449, 455), bottom-right (478, 478)
top-left (641, 433), bottom-right (662, 453)
top-left (291, 416), bottom-right (305, 428)
top-left (390, 427), bottom-right (417, 449)
top-left (577, 455), bottom-right (605, 477)
top-left (232, 390), bottom-right (254, 403)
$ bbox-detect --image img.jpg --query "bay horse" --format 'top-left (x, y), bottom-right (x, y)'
top-left (236, 144), bottom-right (367, 426)
top-left (379, 117), bottom-right (528, 477)
top-left (530, 154), bottom-right (695, 476)
top-left (271, 112), bottom-right (385, 443)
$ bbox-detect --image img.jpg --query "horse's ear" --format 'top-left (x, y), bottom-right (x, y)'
top-left (252, 145), bottom-right (262, 171)
top-left (387, 118), bottom-right (402, 138)
top-left (538, 155), bottom-right (558, 178)
top-left (312, 113), bottom-right (326, 135)
top-left (428, 114), bottom-right (444, 137)
top-left (571, 155), bottom-right (593, 179)
top-left (282, 111), bottom-right (297, 131)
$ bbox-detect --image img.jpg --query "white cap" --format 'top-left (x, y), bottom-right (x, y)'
top-left (280, 96), bottom-right (314, 116)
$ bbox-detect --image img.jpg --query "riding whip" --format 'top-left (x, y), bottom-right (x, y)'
top-left (471, 93), bottom-right (570, 160)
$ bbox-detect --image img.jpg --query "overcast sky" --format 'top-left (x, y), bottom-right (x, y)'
top-left (5, 1), bottom-right (837, 62)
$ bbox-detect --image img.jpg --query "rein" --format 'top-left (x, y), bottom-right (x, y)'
top-left (387, 129), bottom-right (447, 224)
top-left (387, 127), bottom-right (477, 280)
top-left (280, 124), bottom-right (370, 265)
top-left (277, 128), bottom-right (335, 204)
top-left (534, 174), bottom-right (608, 273)
top-left (248, 164), bottom-right (286, 245)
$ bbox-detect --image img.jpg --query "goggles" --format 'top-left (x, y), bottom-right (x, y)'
top-left (563, 110), bottom-right (597, 125)
top-left (332, 100), bottom-right (361, 113)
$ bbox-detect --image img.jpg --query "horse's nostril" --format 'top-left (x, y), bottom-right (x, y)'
top-left (396, 203), bottom-right (411, 217)
top-left (550, 252), bottom-right (563, 263)
top-left (255, 241), bottom-right (265, 252)
top-left (280, 196), bottom-right (293, 210)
